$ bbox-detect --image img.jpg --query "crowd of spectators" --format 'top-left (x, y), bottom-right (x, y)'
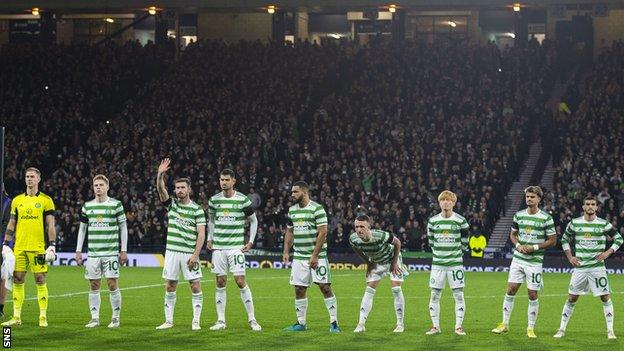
top-left (1, 38), bottom-right (554, 253)
top-left (545, 40), bottom-right (624, 247)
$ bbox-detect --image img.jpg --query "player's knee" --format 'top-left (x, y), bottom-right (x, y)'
top-left (295, 285), bottom-right (307, 298)
top-left (568, 294), bottom-right (579, 303)
top-left (527, 290), bottom-right (538, 300)
top-left (234, 276), bottom-right (246, 288)
top-left (107, 279), bottom-right (118, 291)
top-left (318, 284), bottom-right (332, 296)
top-left (90, 280), bottom-right (101, 290)
top-left (190, 280), bottom-right (201, 293)
top-left (600, 294), bottom-right (611, 303)
top-left (506, 285), bottom-right (519, 295)
top-left (165, 280), bottom-right (178, 292)
top-left (34, 274), bottom-right (46, 285)
top-left (216, 276), bottom-right (227, 288)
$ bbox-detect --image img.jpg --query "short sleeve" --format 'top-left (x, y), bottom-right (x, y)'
top-left (314, 205), bottom-right (328, 226)
top-left (44, 196), bottom-right (56, 215)
top-left (196, 207), bottom-right (206, 225)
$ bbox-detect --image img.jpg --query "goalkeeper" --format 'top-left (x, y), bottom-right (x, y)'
top-left (2, 167), bottom-right (57, 327)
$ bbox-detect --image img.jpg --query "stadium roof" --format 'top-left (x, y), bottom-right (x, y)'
top-left (0, 0), bottom-right (622, 12)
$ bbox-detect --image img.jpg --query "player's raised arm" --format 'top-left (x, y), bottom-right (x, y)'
top-left (156, 158), bottom-right (171, 203)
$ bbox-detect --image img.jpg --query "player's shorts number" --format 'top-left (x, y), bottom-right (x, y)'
top-left (595, 277), bottom-right (608, 288)
top-left (452, 270), bottom-right (464, 281)
top-left (531, 273), bottom-right (542, 284)
top-left (106, 260), bottom-right (120, 271)
top-left (235, 254), bottom-right (245, 265)
top-left (316, 266), bottom-right (327, 277)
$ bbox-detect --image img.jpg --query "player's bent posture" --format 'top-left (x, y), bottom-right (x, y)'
top-left (2, 167), bottom-right (56, 327)
top-left (155, 159), bottom-right (206, 330)
top-left (554, 195), bottom-right (622, 340)
top-left (492, 186), bottom-right (556, 338)
top-left (426, 190), bottom-right (470, 336)
top-left (207, 169), bottom-right (261, 331)
top-left (350, 215), bottom-right (406, 333)
top-left (75, 174), bottom-right (128, 328)
top-left (282, 181), bottom-right (341, 332)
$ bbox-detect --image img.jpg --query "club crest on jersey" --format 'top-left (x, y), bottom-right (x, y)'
top-left (35, 202), bottom-right (41, 208)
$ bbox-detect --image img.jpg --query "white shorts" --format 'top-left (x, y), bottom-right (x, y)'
top-left (429, 267), bottom-right (465, 290)
top-left (211, 249), bottom-right (246, 276)
top-left (367, 261), bottom-right (406, 283)
top-left (162, 250), bottom-right (202, 281)
top-left (290, 258), bottom-right (331, 287)
top-left (85, 256), bottom-right (120, 280)
top-left (507, 260), bottom-right (543, 291)
top-left (569, 269), bottom-right (611, 297)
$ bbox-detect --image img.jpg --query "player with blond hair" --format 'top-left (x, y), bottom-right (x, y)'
top-left (426, 190), bottom-right (470, 336)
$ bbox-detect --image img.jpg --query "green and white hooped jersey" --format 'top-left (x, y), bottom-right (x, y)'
top-left (511, 209), bottom-right (555, 266)
top-left (427, 212), bottom-right (469, 268)
top-left (349, 229), bottom-right (395, 264)
top-left (79, 197), bottom-right (126, 258)
top-left (165, 198), bottom-right (206, 254)
top-left (208, 191), bottom-right (254, 250)
top-left (562, 216), bottom-right (623, 270)
top-left (287, 200), bottom-right (328, 261)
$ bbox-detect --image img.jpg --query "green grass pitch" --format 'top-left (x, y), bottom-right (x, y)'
top-left (5, 266), bottom-right (623, 350)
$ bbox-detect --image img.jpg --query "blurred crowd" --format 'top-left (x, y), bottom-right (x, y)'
top-left (0, 38), bottom-right (555, 252)
top-left (545, 40), bottom-right (624, 247)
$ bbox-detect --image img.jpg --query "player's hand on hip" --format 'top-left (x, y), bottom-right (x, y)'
top-left (282, 253), bottom-right (290, 265)
top-left (516, 245), bottom-right (527, 254)
top-left (206, 240), bottom-right (214, 250)
top-left (568, 256), bottom-right (581, 266)
top-left (119, 251), bottom-right (128, 265)
top-left (187, 254), bottom-right (199, 269)
top-left (75, 252), bottom-right (83, 265)
top-left (309, 254), bottom-right (319, 269)
top-left (241, 242), bottom-right (253, 253)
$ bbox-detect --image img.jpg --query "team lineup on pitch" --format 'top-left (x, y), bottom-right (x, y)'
top-left (1, 164), bottom-right (622, 344)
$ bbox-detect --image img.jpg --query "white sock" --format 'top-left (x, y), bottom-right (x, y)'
top-left (109, 289), bottom-right (121, 319)
top-left (164, 291), bottom-right (176, 323)
top-left (452, 289), bottom-right (465, 329)
top-left (295, 298), bottom-right (308, 325)
top-left (89, 290), bottom-right (101, 320)
top-left (559, 301), bottom-right (576, 331)
top-left (192, 292), bottom-right (203, 322)
top-left (392, 286), bottom-right (404, 326)
top-left (603, 299), bottom-right (614, 332)
top-left (215, 287), bottom-right (227, 322)
top-left (358, 287), bottom-right (376, 325)
top-left (324, 296), bottom-right (338, 323)
top-left (528, 299), bottom-right (539, 328)
top-left (239, 285), bottom-right (256, 321)
top-left (502, 294), bottom-right (515, 325)
top-left (429, 289), bottom-right (442, 329)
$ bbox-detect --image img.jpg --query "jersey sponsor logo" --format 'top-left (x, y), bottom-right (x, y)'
top-left (294, 221), bottom-right (309, 231)
top-left (20, 208), bottom-right (39, 220)
top-left (175, 216), bottom-right (194, 227)
top-left (217, 208), bottom-right (237, 222)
